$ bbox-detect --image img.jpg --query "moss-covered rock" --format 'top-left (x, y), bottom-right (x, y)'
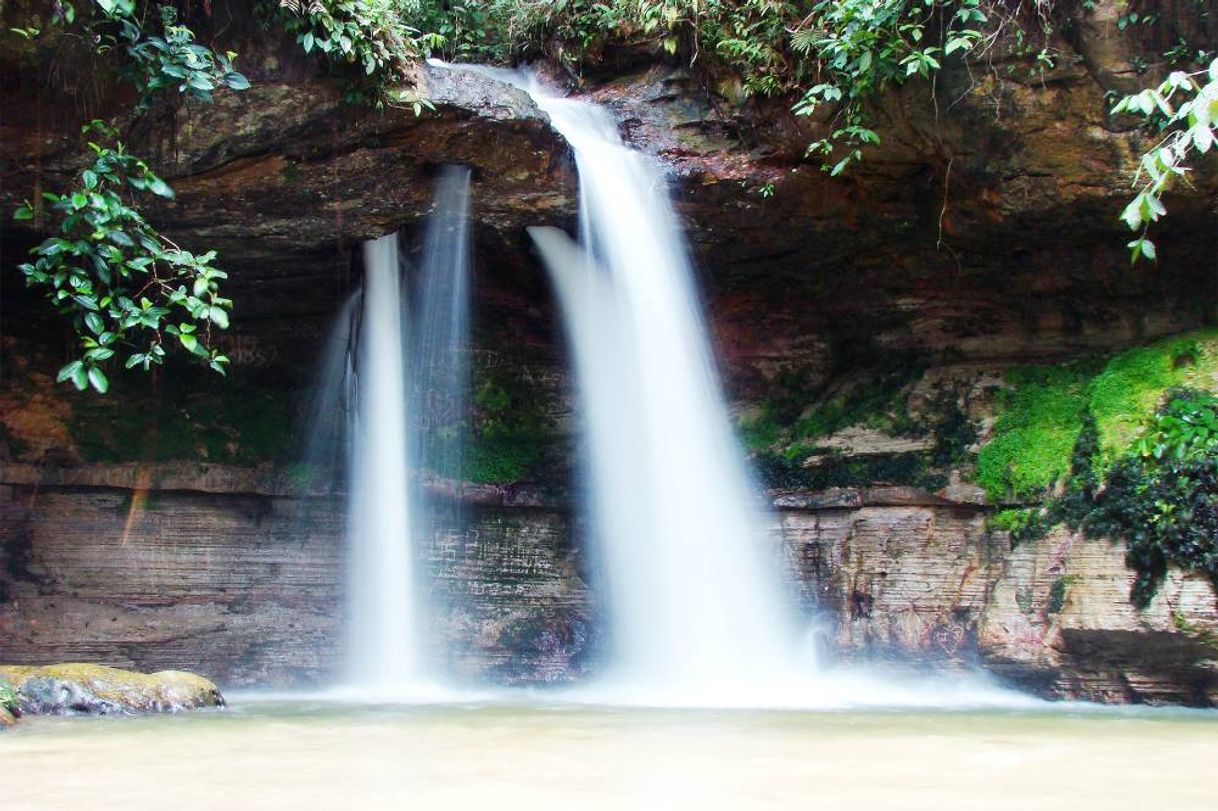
top-left (976, 329), bottom-right (1218, 501)
top-left (0, 663), bottom-right (224, 716)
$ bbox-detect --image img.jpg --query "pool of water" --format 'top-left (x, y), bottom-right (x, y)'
top-left (4, 697), bottom-right (1215, 810)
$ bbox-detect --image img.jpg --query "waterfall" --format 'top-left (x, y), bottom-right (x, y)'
top-left (518, 80), bottom-right (800, 702)
top-left (305, 167), bottom-right (473, 696)
top-left (410, 166), bottom-right (473, 500)
top-left (345, 233), bottom-right (418, 690)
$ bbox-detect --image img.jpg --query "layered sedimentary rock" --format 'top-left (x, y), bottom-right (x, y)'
top-left (2, 468), bottom-right (1215, 704)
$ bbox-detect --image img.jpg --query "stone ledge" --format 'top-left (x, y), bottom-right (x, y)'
top-left (1, 462), bottom-right (996, 511)
top-left (772, 485), bottom-right (989, 510)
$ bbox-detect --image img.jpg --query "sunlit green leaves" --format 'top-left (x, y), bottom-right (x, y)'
top-left (277, 0), bottom-right (426, 108)
top-left (1113, 58), bottom-right (1218, 263)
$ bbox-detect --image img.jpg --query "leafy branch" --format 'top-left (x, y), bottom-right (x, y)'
top-left (792, 0), bottom-right (987, 175)
top-left (96, 2), bottom-right (251, 109)
top-left (16, 122), bottom-right (231, 394)
top-left (1113, 58), bottom-right (1218, 262)
top-left (9, 2), bottom-right (249, 393)
top-left (274, 0), bottom-right (442, 107)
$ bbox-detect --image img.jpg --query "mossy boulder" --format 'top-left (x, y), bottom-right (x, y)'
top-left (0, 664), bottom-right (225, 716)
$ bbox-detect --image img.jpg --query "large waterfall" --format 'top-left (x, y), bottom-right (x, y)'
top-left (521, 82), bottom-right (800, 702)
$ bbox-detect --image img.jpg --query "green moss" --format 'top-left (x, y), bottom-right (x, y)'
top-left (753, 450), bottom-right (931, 490)
top-left (463, 433), bottom-right (543, 485)
top-left (976, 364), bottom-right (1092, 500)
top-left (1047, 575), bottom-right (1078, 615)
top-left (792, 359), bottom-right (923, 442)
top-left (737, 407), bottom-right (784, 452)
top-left (1089, 331), bottom-right (1218, 461)
top-left (987, 508), bottom-right (1030, 533)
top-left (459, 361), bottom-right (558, 485)
top-left (69, 368), bottom-right (298, 465)
top-left (976, 329), bottom-right (1218, 501)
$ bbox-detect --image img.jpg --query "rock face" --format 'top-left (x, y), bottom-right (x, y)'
top-left (1, 3), bottom-right (1216, 704)
top-left (3, 469), bottom-right (1216, 704)
top-left (0, 663), bottom-right (224, 715)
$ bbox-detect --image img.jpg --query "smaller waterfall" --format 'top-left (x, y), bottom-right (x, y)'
top-left (410, 166), bottom-right (473, 494)
top-left (345, 234), bottom-right (418, 689)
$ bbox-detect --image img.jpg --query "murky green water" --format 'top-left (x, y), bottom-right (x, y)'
top-left (4, 700), bottom-right (1215, 810)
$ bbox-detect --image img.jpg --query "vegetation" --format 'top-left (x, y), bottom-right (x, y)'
top-left (0, 679), bottom-right (19, 717)
top-left (11, 2), bottom-right (248, 392)
top-left (753, 448), bottom-right (938, 490)
top-left (464, 372), bottom-right (551, 484)
top-left (16, 122), bottom-right (231, 394)
top-left (979, 333), bottom-right (1218, 606)
top-left (68, 372), bottom-right (297, 464)
top-left (976, 363), bottom-right (1096, 500)
top-left (376, 0), bottom-right (995, 173)
top-left (1113, 57), bottom-right (1218, 262)
top-left (271, 0), bottom-right (439, 108)
top-left (977, 331), bottom-right (1218, 501)
top-left (1082, 390), bottom-right (1218, 605)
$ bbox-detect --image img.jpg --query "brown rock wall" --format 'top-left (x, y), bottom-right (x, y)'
top-left (3, 478), bottom-right (1214, 704)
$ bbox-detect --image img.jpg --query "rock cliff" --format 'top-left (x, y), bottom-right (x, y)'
top-left (1, 2), bottom-right (1215, 703)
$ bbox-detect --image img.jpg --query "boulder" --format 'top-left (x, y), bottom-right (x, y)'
top-left (0, 664), bottom-right (225, 716)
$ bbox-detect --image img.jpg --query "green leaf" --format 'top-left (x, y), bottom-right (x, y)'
top-left (84, 311), bottom-right (105, 335)
top-left (1120, 198), bottom-right (1144, 231)
top-left (225, 72), bottom-right (251, 91)
top-left (208, 306), bottom-right (230, 329)
top-left (145, 176), bottom-right (175, 198)
top-left (85, 347), bottom-right (115, 362)
top-left (179, 333), bottom-right (199, 352)
top-left (14, 204), bottom-right (34, 221)
top-left (87, 366), bottom-right (110, 394)
top-left (186, 73), bottom-right (215, 92)
top-left (57, 360), bottom-right (84, 384)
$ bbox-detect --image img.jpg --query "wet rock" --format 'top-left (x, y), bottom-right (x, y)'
top-left (0, 664), bottom-right (225, 716)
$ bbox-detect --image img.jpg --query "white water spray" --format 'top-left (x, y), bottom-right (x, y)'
top-left (345, 234), bottom-right (418, 690)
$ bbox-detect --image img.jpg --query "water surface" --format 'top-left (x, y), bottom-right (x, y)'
top-left (5, 700), bottom-right (1214, 810)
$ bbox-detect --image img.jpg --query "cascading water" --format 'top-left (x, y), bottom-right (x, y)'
top-left (345, 233), bottom-right (418, 691)
top-left (503, 76), bottom-right (802, 703)
top-left (409, 166), bottom-right (473, 505)
top-left (307, 168), bottom-right (474, 697)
